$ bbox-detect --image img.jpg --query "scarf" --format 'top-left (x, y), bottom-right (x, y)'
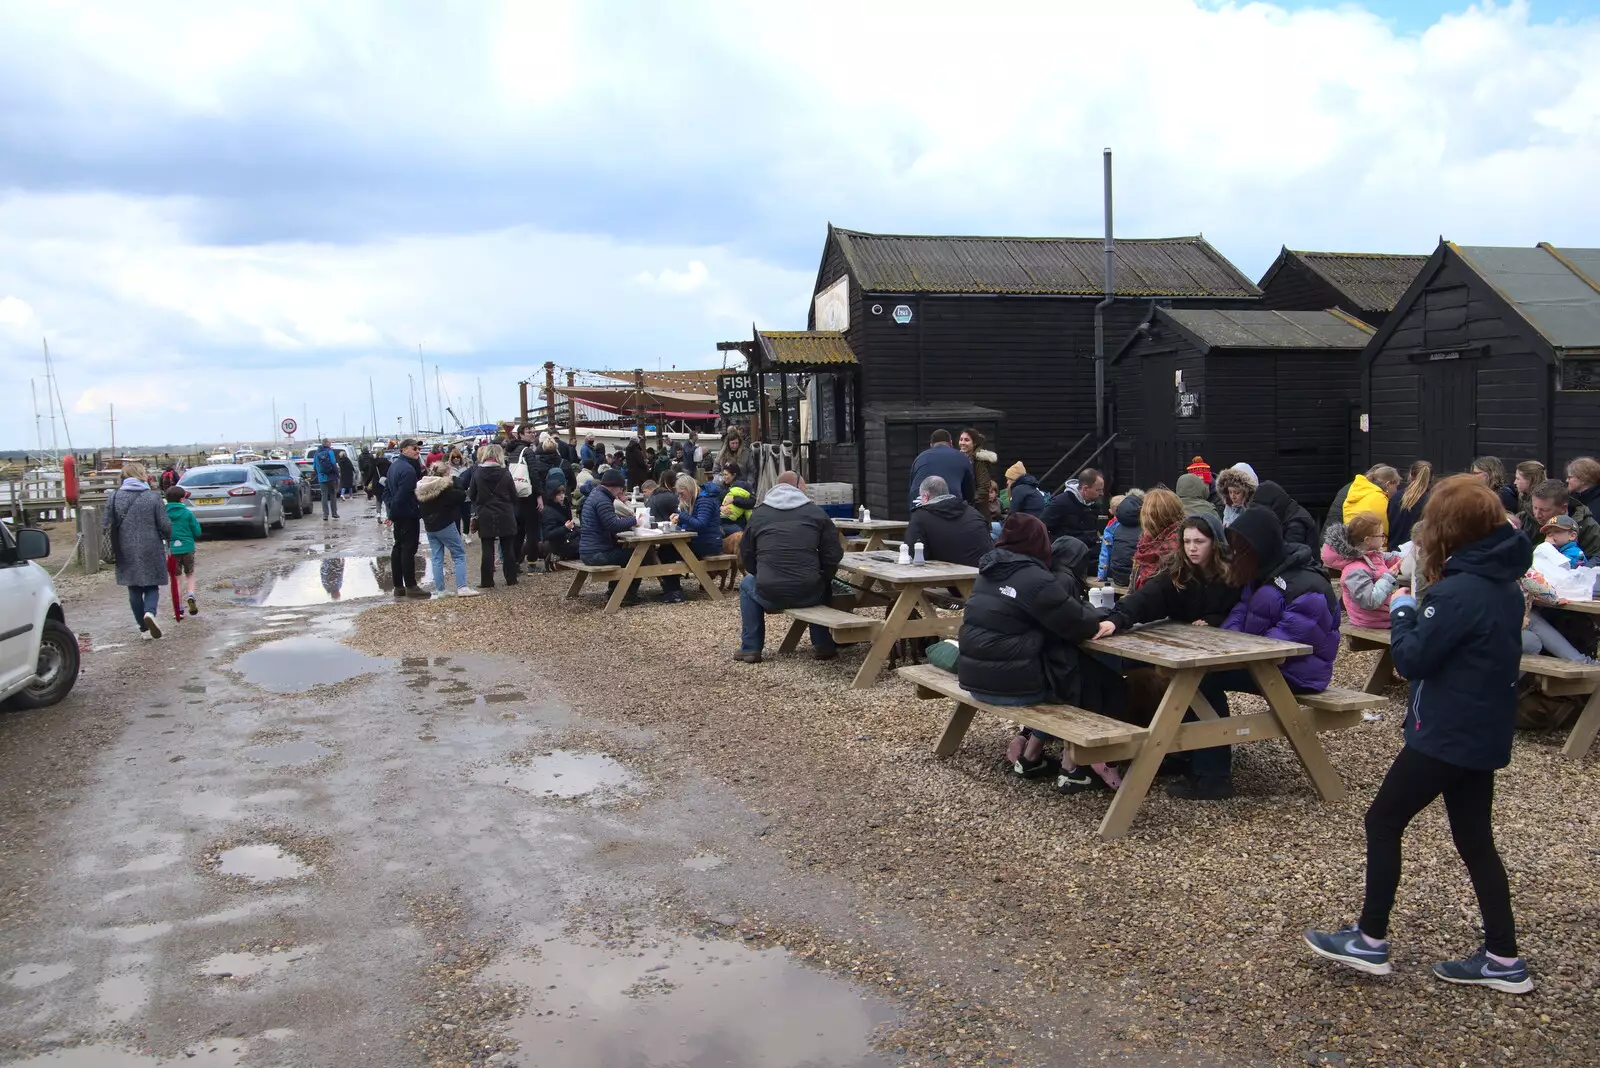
top-left (1130, 521), bottom-right (1181, 591)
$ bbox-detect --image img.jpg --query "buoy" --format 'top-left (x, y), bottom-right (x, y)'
top-left (62, 454), bottom-right (79, 505)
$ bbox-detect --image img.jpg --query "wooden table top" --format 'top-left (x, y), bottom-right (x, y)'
top-left (836, 550), bottom-right (978, 586)
top-left (1087, 621), bottom-right (1311, 670)
top-left (617, 527), bottom-right (693, 543)
top-left (833, 519), bottom-right (909, 532)
top-left (1551, 599), bottom-right (1600, 617)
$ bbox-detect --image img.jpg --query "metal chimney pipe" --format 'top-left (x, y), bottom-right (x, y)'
top-left (1093, 147), bottom-right (1114, 441)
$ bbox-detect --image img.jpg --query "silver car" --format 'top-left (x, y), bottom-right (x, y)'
top-left (177, 465), bottom-right (285, 538)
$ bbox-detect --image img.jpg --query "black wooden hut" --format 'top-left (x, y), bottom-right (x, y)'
top-left (1363, 241), bottom-right (1600, 475)
top-left (1257, 249), bottom-right (1428, 328)
top-left (1111, 308), bottom-right (1374, 509)
top-left (804, 225), bottom-right (1261, 518)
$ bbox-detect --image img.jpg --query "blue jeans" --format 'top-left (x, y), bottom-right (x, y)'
top-left (127, 585), bottom-right (159, 626)
top-left (738, 573), bottom-right (836, 655)
top-left (428, 523), bottom-right (468, 591)
top-left (321, 482), bottom-right (340, 518)
top-left (583, 546), bottom-right (639, 599)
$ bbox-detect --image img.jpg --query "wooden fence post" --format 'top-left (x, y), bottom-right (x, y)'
top-left (79, 506), bottom-right (99, 575)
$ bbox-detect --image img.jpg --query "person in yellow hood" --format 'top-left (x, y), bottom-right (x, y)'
top-left (1342, 465), bottom-right (1401, 535)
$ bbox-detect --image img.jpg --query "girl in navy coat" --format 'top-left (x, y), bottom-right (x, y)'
top-left (1306, 476), bottom-right (1535, 994)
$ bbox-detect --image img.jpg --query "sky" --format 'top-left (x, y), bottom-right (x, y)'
top-left (2, 0), bottom-right (1599, 451)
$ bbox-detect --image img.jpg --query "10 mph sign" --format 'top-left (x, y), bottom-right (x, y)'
top-left (281, 417), bottom-right (298, 436)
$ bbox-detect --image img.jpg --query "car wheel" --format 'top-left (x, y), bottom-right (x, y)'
top-left (8, 619), bottom-right (81, 710)
top-left (255, 510), bottom-right (271, 538)
top-left (271, 501), bottom-right (284, 530)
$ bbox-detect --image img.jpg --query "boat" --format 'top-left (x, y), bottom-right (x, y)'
top-left (204, 448), bottom-right (237, 465)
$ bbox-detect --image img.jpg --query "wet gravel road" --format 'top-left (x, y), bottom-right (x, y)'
top-left (0, 512), bottom-right (940, 1067)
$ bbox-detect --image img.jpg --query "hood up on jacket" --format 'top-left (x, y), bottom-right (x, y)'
top-left (1251, 481), bottom-right (1294, 521)
top-left (1050, 535), bottom-right (1092, 585)
top-left (1321, 520), bottom-right (1360, 569)
top-left (978, 546), bottom-right (1047, 583)
top-left (1232, 508), bottom-right (1338, 619)
top-left (761, 483), bottom-right (811, 510)
top-left (1444, 522), bottom-right (1534, 585)
top-left (1059, 478), bottom-right (1086, 504)
top-left (414, 474), bottom-right (450, 503)
top-left (1175, 473), bottom-right (1213, 514)
top-left (1114, 492), bottom-right (1144, 528)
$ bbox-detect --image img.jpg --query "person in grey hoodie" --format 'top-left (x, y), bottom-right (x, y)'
top-left (735, 472), bottom-right (844, 663)
top-left (1175, 473), bottom-right (1216, 519)
top-left (104, 461), bottom-right (173, 637)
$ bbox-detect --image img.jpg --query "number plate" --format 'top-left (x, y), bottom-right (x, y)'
top-left (193, 498), bottom-right (226, 507)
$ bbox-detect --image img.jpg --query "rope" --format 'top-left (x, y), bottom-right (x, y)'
top-left (53, 534), bottom-right (82, 579)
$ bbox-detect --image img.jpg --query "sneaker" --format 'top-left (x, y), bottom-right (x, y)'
top-left (1007, 754), bottom-right (1060, 781)
top-left (1431, 946), bottom-right (1534, 994)
top-left (186, 595), bottom-right (199, 616)
top-left (813, 646), bottom-right (838, 661)
top-left (1055, 766), bottom-right (1101, 794)
top-left (662, 591), bottom-right (686, 605)
top-left (456, 587), bottom-right (482, 597)
top-left (143, 613), bottom-right (162, 640)
top-left (1304, 926), bottom-right (1392, 977)
top-left (140, 631), bottom-right (153, 641)
top-left (734, 651), bottom-right (762, 664)
top-left (394, 588), bottom-right (408, 600)
top-left (1166, 775), bottom-right (1233, 800)
top-left (405, 587), bottom-right (430, 599)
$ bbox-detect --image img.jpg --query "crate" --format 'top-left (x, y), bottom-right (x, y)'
top-left (805, 482), bottom-right (855, 507)
top-left (820, 503), bottom-right (854, 520)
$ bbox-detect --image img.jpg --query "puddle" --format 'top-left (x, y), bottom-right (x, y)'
top-left (0, 1039), bottom-right (247, 1067)
top-left (243, 740), bottom-right (331, 766)
top-left (682, 855), bottom-right (729, 872)
top-left (95, 966), bottom-right (149, 1023)
top-left (482, 692), bottom-right (524, 704)
top-left (101, 922), bottom-right (173, 944)
top-left (230, 637), bottom-right (391, 693)
top-left (475, 751), bottom-right (638, 804)
top-left (3, 962), bottom-right (74, 989)
top-left (239, 557), bottom-right (385, 606)
top-left (488, 927), bottom-right (897, 1067)
top-left (180, 793), bottom-right (239, 819)
top-left (215, 844), bottom-right (312, 883)
top-left (199, 946), bottom-right (313, 984)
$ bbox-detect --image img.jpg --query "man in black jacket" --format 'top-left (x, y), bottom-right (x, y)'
top-left (736, 472), bottom-right (843, 663)
top-left (1042, 468), bottom-right (1104, 550)
top-left (905, 476), bottom-right (993, 567)
top-left (384, 439), bottom-right (427, 598)
top-left (906, 429), bottom-right (975, 509)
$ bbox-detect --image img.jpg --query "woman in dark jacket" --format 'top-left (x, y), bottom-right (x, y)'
top-left (957, 514), bottom-right (1120, 793)
top-left (1100, 513), bottom-right (1239, 634)
top-left (624, 439), bottom-right (649, 490)
top-left (539, 484), bottom-right (577, 561)
top-left (676, 475), bottom-right (724, 560)
top-left (1252, 480), bottom-right (1318, 548)
top-left (1004, 465), bottom-right (1047, 519)
top-left (469, 445), bottom-right (520, 588)
top-left (1306, 476), bottom-right (1534, 994)
top-left (1387, 460), bottom-right (1432, 546)
top-left (337, 450), bottom-right (356, 500)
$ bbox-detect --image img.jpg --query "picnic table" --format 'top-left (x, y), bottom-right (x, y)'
top-left (557, 528), bottom-right (730, 616)
top-left (904, 622), bottom-right (1381, 837)
top-left (832, 518), bottom-right (908, 553)
top-left (1342, 622), bottom-right (1600, 759)
top-left (791, 549), bottom-right (975, 689)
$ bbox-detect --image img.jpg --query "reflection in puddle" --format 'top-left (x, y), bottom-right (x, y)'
top-left (3, 962), bottom-right (74, 989)
top-left (239, 557), bottom-right (386, 607)
top-left (231, 637), bottom-right (391, 693)
top-left (95, 965), bottom-right (149, 1023)
top-left (489, 927), bottom-right (896, 1068)
top-left (0, 1039), bottom-right (248, 1067)
top-left (216, 844), bottom-right (312, 883)
top-left (682, 854), bottom-right (729, 872)
top-left (244, 740), bottom-right (331, 766)
top-left (474, 751), bottom-right (638, 805)
top-left (200, 945), bottom-right (314, 985)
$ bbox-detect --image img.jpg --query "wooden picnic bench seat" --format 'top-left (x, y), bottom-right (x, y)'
top-left (1343, 623), bottom-right (1600, 691)
top-left (898, 664), bottom-right (1374, 772)
top-left (779, 604), bottom-right (881, 652)
top-left (556, 560), bottom-right (620, 574)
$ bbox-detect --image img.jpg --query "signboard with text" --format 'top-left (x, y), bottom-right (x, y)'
top-left (717, 373), bottom-right (761, 418)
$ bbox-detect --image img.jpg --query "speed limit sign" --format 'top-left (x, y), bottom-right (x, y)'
top-left (281, 417), bottom-right (298, 436)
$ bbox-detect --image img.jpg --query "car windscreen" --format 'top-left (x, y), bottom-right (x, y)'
top-left (256, 464), bottom-right (293, 478)
top-left (180, 468), bottom-right (250, 488)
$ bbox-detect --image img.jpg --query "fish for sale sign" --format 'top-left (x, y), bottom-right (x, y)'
top-left (717, 373), bottom-right (761, 418)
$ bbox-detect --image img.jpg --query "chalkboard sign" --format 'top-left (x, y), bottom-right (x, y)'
top-left (718, 373), bottom-right (761, 417)
top-left (1175, 390), bottom-right (1200, 419)
top-left (1559, 358), bottom-right (1600, 392)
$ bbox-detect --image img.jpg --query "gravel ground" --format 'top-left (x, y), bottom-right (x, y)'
top-left (352, 560), bottom-right (1600, 1067)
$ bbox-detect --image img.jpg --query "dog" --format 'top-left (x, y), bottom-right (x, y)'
top-left (717, 530), bottom-right (744, 591)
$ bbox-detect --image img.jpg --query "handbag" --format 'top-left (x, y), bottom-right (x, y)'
top-left (101, 490), bottom-right (122, 565)
top-left (509, 456), bottom-right (533, 498)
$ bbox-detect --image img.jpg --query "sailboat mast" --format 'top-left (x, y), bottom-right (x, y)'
top-left (41, 340), bottom-right (60, 460)
top-left (109, 403), bottom-right (115, 458)
top-left (418, 345), bottom-right (430, 432)
top-left (31, 378), bottom-right (44, 457)
top-left (368, 377), bottom-right (379, 444)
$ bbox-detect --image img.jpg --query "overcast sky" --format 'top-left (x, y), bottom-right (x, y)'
top-left (2, 0), bottom-right (1598, 450)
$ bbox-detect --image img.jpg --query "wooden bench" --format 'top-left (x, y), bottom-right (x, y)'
top-left (1342, 622), bottom-right (1600, 757)
top-left (779, 605), bottom-right (881, 652)
top-left (898, 663), bottom-right (1383, 836)
top-left (699, 553), bottom-right (737, 571)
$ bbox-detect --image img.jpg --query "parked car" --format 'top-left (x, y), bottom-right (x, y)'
top-left (0, 523), bottom-right (80, 709)
top-left (294, 459), bottom-right (321, 501)
top-left (177, 465), bottom-right (284, 537)
top-left (253, 460), bottom-right (312, 519)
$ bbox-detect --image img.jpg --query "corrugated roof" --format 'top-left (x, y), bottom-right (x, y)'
top-left (1287, 250), bottom-right (1429, 313)
top-left (1453, 243), bottom-right (1600, 349)
top-left (1160, 308), bottom-right (1374, 350)
top-left (831, 227), bottom-right (1260, 298)
top-left (756, 330), bottom-right (858, 366)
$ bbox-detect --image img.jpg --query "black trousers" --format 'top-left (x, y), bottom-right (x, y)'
top-left (391, 517), bottom-right (421, 589)
top-left (482, 535), bottom-right (519, 588)
top-left (1359, 745), bottom-right (1517, 957)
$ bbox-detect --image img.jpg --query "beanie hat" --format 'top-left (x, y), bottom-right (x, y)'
top-left (996, 512), bottom-right (1051, 565)
top-left (1186, 456), bottom-right (1214, 485)
top-left (599, 469), bottom-right (625, 487)
top-left (1005, 461), bottom-right (1027, 481)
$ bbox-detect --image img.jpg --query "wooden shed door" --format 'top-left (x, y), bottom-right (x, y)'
top-left (1135, 355), bottom-right (1182, 489)
top-left (1419, 359), bottom-right (1477, 472)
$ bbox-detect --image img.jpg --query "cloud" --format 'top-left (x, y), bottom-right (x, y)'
top-left (0, 0), bottom-right (1597, 448)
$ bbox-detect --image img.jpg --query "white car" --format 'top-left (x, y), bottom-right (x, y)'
top-left (0, 524), bottom-right (80, 709)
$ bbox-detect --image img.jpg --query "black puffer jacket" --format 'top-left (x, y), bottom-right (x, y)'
top-left (1106, 493), bottom-right (1143, 585)
top-left (469, 462), bottom-right (518, 539)
top-left (1008, 475), bottom-right (1047, 519)
top-left (741, 483), bottom-right (843, 609)
top-left (1252, 481), bottom-right (1318, 548)
top-left (905, 495), bottom-right (993, 567)
top-left (957, 548), bottom-right (1105, 702)
top-left (417, 479), bottom-right (466, 534)
top-left (1041, 479), bottom-right (1101, 551)
top-left (1107, 568), bottom-right (1240, 631)
top-left (540, 491), bottom-right (574, 555)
